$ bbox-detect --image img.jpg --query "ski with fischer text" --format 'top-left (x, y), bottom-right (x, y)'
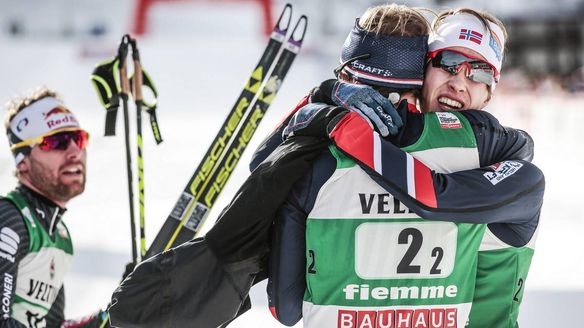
top-left (146, 4), bottom-right (307, 257)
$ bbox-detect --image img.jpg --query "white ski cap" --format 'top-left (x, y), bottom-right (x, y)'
top-left (429, 13), bottom-right (505, 77)
top-left (8, 97), bottom-right (82, 164)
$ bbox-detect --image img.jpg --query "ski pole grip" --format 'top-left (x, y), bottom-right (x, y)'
top-left (118, 35), bottom-right (131, 97)
top-left (131, 39), bottom-right (144, 102)
top-left (120, 64), bottom-right (130, 96)
top-left (133, 61), bottom-right (143, 102)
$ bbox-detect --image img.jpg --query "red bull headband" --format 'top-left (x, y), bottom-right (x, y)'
top-left (428, 14), bottom-right (505, 79)
top-left (7, 96), bottom-right (82, 164)
top-left (339, 19), bottom-right (428, 90)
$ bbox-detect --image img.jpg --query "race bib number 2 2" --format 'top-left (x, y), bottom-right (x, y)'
top-left (355, 222), bottom-right (457, 279)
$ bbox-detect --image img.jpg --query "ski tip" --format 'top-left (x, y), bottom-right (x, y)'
top-left (275, 3), bottom-right (293, 34)
top-left (290, 15), bottom-right (308, 44)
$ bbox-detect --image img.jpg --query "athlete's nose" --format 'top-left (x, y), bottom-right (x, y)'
top-left (447, 67), bottom-right (468, 93)
top-left (65, 139), bottom-right (83, 160)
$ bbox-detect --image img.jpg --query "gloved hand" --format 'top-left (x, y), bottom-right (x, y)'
top-left (331, 80), bottom-right (403, 136)
top-left (282, 103), bottom-right (347, 140)
top-left (122, 261), bottom-right (136, 280)
top-left (61, 310), bottom-right (110, 328)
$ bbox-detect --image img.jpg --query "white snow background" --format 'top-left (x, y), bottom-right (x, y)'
top-left (0, 1), bottom-right (582, 327)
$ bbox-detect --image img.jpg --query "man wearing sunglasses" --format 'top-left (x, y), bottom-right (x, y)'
top-left (423, 50), bottom-right (497, 111)
top-left (0, 89), bottom-right (108, 328)
top-left (259, 7), bottom-right (540, 328)
top-left (106, 6), bottom-right (540, 328)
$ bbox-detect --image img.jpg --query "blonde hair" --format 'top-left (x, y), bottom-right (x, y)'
top-left (358, 3), bottom-right (431, 37)
top-left (4, 87), bottom-right (62, 129)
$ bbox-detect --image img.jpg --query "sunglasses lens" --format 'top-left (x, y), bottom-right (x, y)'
top-left (438, 51), bottom-right (470, 67)
top-left (77, 130), bottom-right (89, 149)
top-left (39, 131), bottom-right (89, 151)
top-left (39, 134), bottom-right (67, 151)
top-left (433, 51), bottom-right (495, 87)
top-left (468, 71), bottom-right (490, 85)
top-left (467, 63), bottom-right (495, 86)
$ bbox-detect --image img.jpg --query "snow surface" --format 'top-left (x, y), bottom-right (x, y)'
top-left (0, 1), bottom-right (582, 327)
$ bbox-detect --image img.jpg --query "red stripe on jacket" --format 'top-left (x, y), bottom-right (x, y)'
top-left (413, 158), bottom-right (437, 208)
top-left (330, 113), bottom-right (375, 169)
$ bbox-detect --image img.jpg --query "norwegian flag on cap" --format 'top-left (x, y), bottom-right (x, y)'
top-left (459, 29), bottom-right (483, 45)
top-left (429, 14), bottom-right (506, 76)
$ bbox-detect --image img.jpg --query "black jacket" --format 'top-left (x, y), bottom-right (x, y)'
top-left (108, 137), bottom-right (328, 328)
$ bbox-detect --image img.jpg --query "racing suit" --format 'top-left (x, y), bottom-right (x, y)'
top-left (0, 185), bottom-right (72, 328)
top-left (266, 88), bottom-right (542, 328)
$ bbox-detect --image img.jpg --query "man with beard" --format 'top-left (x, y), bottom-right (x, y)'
top-left (0, 88), bottom-right (107, 328)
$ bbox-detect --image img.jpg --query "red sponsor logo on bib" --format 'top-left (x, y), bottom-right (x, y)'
top-left (338, 307), bottom-right (457, 328)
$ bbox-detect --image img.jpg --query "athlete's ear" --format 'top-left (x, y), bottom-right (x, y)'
top-left (16, 156), bottom-right (29, 176)
top-left (479, 93), bottom-right (492, 110)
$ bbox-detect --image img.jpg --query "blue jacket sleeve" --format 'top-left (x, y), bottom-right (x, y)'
top-left (461, 110), bottom-right (534, 164)
top-left (267, 152), bottom-right (336, 326)
top-left (250, 95), bottom-right (311, 171)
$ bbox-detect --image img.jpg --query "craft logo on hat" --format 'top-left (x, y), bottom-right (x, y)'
top-left (458, 28), bottom-right (483, 45)
top-left (339, 19), bottom-right (428, 90)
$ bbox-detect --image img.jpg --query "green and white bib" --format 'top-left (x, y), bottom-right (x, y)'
top-left (303, 112), bottom-right (486, 328)
top-left (4, 192), bottom-right (73, 327)
top-left (468, 228), bottom-right (536, 328)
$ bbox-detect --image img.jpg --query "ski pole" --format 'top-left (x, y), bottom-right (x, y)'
top-left (128, 37), bottom-right (162, 258)
top-left (129, 37), bottom-right (147, 259)
top-left (118, 34), bottom-right (139, 266)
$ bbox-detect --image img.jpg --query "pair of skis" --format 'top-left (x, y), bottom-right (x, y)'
top-left (146, 4), bottom-right (307, 258)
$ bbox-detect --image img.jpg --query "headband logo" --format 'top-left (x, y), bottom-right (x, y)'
top-left (43, 106), bottom-right (77, 129)
top-left (489, 33), bottom-right (502, 62)
top-left (44, 106), bottom-right (77, 129)
top-left (350, 62), bottom-right (394, 78)
top-left (46, 115), bottom-right (77, 129)
top-left (459, 28), bottom-right (483, 45)
top-left (43, 106), bottom-right (71, 120)
top-left (16, 118), bottom-right (29, 132)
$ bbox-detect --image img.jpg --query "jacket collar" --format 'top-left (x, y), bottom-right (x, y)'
top-left (16, 184), bottom-right (66, 236)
